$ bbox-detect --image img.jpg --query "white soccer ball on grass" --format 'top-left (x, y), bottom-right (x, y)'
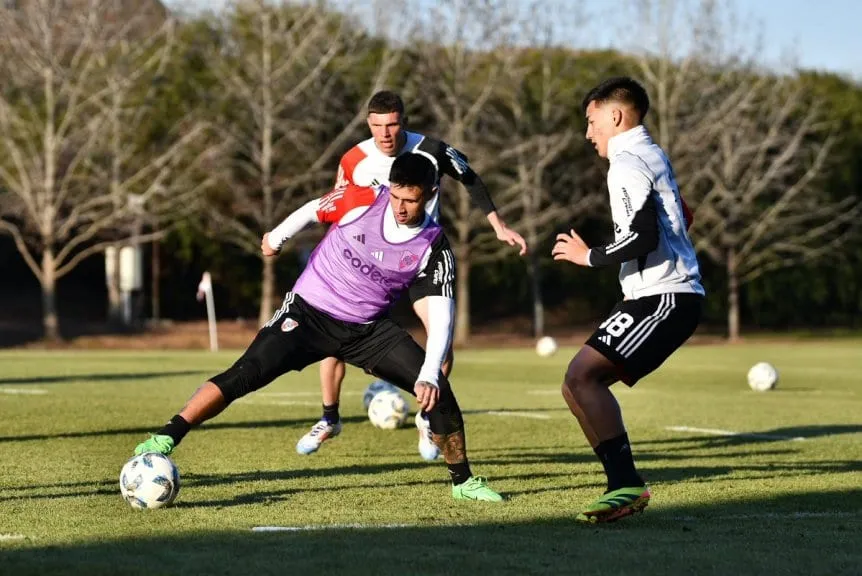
top-left (120, 452), bottom-right (180, 510)
top-left (368, 390), bottom-right (410, 430)
top-left (535, 336), bottom-right (558, 358)
top-left (362, 379), bottom-right (400, 411)
top-left (747, 362), bottom-right (779, 392)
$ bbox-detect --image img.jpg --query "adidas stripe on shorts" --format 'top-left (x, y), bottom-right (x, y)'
top-left (586, 293), bottom-right (703, 386)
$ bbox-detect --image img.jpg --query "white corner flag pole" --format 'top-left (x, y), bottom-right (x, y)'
top-left (197, 271), bottom-right (218, 352)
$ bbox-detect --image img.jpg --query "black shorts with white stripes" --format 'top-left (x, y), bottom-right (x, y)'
top-left (210, 292), bottom-right (412, 402)
top-left (586, 293), bottom-right (703, 386)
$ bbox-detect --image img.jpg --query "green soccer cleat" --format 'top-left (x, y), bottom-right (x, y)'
top-left (134, 434), bottom-right (175, 456)
top-left (452, 476), bottom-right (504, 502)
top-left (576, 486), bottom-right (650, 524)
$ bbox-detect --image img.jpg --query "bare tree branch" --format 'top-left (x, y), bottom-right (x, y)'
top-left (0, 0), bottom-right (193, 338)
top-left (203, 0), bottom-right (408, 322)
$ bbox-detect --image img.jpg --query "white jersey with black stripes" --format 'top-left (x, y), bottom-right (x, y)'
top-left (606, 126), bottom-right (704, 300)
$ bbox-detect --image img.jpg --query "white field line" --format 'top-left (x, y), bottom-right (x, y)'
top-left (253, 523), bottom-right (413, 532)
top-left (666, 425), bottom-right (806, 441)
top-left (526, 389), bottom-right (559, 395)
top-left (0, 533), bottom-right (29, 541)
top-left (485, 411), bottom-right (551, 420)
top-left (0, 388), bottom-right (48, 395)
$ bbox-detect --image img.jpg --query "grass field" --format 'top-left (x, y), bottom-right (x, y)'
top-left (1, 341), bottom-right (860, 575)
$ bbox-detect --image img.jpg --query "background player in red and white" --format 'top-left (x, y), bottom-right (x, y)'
top-left (552, 77), bottom-right (704, 523)
top-left (282, 90), bottom-right (527, 459)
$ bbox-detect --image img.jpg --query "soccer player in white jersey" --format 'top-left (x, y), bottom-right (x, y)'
top-left (552, 77), bottom-right (705, 523)
top-left (294, 91), bottom-right (527, 459)
top-left (133, 154), bottom-right (503, 502)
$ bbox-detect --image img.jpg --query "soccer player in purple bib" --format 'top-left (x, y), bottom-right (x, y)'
top-left (133, 154), bottom-right (503, 502)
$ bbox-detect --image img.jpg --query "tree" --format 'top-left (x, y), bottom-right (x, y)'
top-left (204, 0), bottom-right (403, 325)
top-left (690, 77), bottom-right (857, 340)
top-left (625, 0), bottom-right (859, 339)
top-left (0, 0), bottom-right (188, 339)
top-left (490, 2), bottom-right (607, 337)
top-left (409, 0), bottom-right (529, 344)
top-left (90, 13), bottom-right (216, 327)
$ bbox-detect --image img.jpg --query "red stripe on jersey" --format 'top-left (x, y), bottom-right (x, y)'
top-left (316, 183), bottom-right (377, 223)
top-left (681, 197), bottom-right (694, 230)
top-left (335, 145), bottom-right (368, 187)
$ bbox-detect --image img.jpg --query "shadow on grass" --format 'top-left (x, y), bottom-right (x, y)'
top-left (2, 490), bottom-right (860, 576)
top-left (0, 415), bottom-right (370, 443)
top-left (0, 406), bottom-right (564, 444)
top-left (4, 449), bottom-right (858, 508)
top-left (0, 370), bottom-right (207, 385)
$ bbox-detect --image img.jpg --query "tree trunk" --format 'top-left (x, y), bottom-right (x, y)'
top-left (107, 242), bottom-right (123, 327)
top-left (41, 248), bottom-right (59, 341)
top-left (454, 245), bottom-right (471, 345)
top-left (527, 249), bottom-right (544, 338)
top-left (523, 206), bottom-right (544, 337)
top-left (258, 13), bottom-right (275, 329)
top-left (727, 246), bottom-right (740, 341)
top-left (151, 238), bottom-right (160, 321)
top-left (519, 169), bottom-right (545, 338)
top-left (258, 255), bottom-right (275, 326)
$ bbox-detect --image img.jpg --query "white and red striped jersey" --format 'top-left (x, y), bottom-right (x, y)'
top-left (328, 131), bottom-right (496, 222)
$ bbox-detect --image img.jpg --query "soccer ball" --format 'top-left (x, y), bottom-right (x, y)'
top-left (368, 390), bottom-right (410, 430)
top-left (747, 362), bottom-right (778, 392)
top-left (535, 336), bottom-right (558, 358)
top-left (362, 379), bottom-right (399, 411)
top-left (119, 452), bottom-right (180, 510)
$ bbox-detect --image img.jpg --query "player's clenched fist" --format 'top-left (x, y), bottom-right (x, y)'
top-left (261, 233), bottom-right (279, 257)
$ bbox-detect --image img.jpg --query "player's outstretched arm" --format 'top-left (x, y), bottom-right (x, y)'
top-left (262, 198), bottom-right (322, 256)
top-left (434, 139), bottom-right (527, 255)
top-left (263, 184), bottom-right (379, 257)
top-left (584, 198), bottom-right (658, 267)
top-left (553, 165), bottom-right (658, 268)
top-left (486, 210), bottom-right (527, 255)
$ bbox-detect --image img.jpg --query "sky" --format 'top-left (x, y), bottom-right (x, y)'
top-left (163, 0), bottom-right (862, 79)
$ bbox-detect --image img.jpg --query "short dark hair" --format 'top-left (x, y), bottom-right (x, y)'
top-left (389, 153), bottom-right (436, 194)
top-left (368, 90), bottom-right (405, 116)
top-left (582, 77), bottom-right (650, 121)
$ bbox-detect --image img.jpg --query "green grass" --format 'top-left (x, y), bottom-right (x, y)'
top-left (1, 341), bottom-right (860, 575)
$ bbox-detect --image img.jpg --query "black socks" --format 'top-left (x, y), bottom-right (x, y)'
top-left (595, 433), bottom-right (644, 492)
top-left (447, 461), bottom-right (472, 486)
top-left (322, 403), bottom-right (340, 424)
top-left (158, 415), bottom-right (191, 445)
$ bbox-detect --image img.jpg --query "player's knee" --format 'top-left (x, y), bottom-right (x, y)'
top-left (561, 378), bottom-right (577, 406)
top-left (564, 358), bottom-right (586, 388)
top-left (212, 359), bottom-right (265, 404)
top-left (563, 356), bottom-right (596, 399)
top-left (564, 353), bottom-right (618, 401)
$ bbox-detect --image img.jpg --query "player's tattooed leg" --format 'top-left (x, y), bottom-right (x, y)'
top-left (432, 430), bottom-right (467, 464)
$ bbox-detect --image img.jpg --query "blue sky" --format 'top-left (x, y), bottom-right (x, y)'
top-left (164, 0), bottom-right (861, 79)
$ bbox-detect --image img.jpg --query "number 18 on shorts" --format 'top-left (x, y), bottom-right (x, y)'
top-left (586, 293), bottom-right (703, 386)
